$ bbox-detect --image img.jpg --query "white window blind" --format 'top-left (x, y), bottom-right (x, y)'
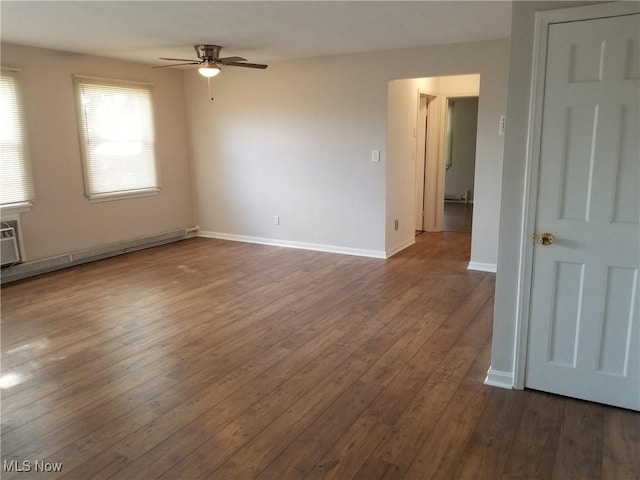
top-left (75, 77), bottom-right (158, 200)
top-left (0, 70), bottom-right (34, 206)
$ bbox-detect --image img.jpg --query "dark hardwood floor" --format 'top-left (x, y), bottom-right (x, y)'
top-left (1, 233), bottom-right (638, 479)
top-left (442, 203), bottom-right (473, 233)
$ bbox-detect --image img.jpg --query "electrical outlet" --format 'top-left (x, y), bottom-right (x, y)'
top-left (273, 215), bottom-right (280, 225)
top-left (394, 219), bottom-right (399, 231)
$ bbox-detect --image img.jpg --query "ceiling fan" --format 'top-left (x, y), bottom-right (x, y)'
top-left (154, 44), bottom-right (268, 78)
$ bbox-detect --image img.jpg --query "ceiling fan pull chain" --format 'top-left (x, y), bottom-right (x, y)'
top-left (208, 76), bottom-right (214, 101)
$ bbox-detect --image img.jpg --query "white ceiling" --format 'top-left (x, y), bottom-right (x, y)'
top-left (1, 1), bottom-right (512, 66)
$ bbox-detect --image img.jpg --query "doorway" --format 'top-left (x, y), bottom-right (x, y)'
top-left (412, 75), bottom-right (480, 236)
top-left (442, 96), bottom-right (478, 233)
top-left (385, 73), bottom-right (483, 258)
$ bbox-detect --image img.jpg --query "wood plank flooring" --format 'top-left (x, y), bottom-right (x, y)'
top-left (1, 233), bottom-right (638, 479)
top-left (442, 203), bottom-right (473, 233)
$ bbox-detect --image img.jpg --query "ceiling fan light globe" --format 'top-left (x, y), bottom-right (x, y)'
top-left (198, 66), bottom-right (220, 78)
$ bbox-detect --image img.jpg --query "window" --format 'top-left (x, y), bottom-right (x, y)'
top-left (0, 69), bottom-right (34, 208)
top-left (74, 76), bottom-right (159, 201)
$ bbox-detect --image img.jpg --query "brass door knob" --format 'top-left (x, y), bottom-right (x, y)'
top-left (539, 232), bottom-right (555, 246)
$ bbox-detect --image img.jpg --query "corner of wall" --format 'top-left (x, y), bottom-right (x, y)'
top-left (385, 236), bottom-right (416, 258)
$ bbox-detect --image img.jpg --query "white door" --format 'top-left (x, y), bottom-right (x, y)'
top-left (526, 13), bottom-right (640, 410)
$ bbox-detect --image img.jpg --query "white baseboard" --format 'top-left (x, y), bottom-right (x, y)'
top-left (468, 261), bottom-right (497, 273)
top-left (385, 237), bottom-right (416, 258)
top-left (198, 231), bottom-right (387, 259)
top-left (484, 367), bottom-right (514, 389)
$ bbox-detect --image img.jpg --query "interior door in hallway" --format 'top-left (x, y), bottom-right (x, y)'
top-left (525, 13), bottom-right (640, 410)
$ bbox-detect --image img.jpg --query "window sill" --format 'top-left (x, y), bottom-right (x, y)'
top-left (1, 202), bottom-right (33, 215)
top-left (88, 188), bottom-right (160, 203)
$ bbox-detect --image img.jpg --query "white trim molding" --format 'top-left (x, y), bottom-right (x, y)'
top-left (88, 188), bottom-right (159, 203)
top-left (198, 231), bottom-right (387, 259)
top-left (467, 261), bottom-right (497, 273)
top-left (0, 202), bottom-right (33, 215)
top-left (511, 1), bottom-right (640, 391)
top-left (72, 74), bottom-right (153, 87)
top-left (484, 367), bottom-right (514, 389)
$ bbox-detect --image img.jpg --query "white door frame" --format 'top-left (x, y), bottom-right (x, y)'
top-left (417, 89), bottom-right (442, 232)
top-left (418, 89), bottom-right (479, 233)
top-left (512, 1), bottom-right (640, 389)
top-left (442, 93), bottom-right (479, 203)
top-left (414, 92), bottom-right (430, 232)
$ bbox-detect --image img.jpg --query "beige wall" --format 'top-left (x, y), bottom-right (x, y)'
top-left (1, 43), bottom-right (194, 261)
top-left (387, 79), bottom-right (423, 250)
top-left (1, 38), bottom-right (508, 266)
top-left (186, 51), bottom-right (389, 255)
top-left (186, 39), bottom-right (509, 260)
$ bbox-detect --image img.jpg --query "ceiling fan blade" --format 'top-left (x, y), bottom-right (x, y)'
top-left (225, 62), bottom-right (268, 70)
top-left (159, 57), bottom-right (199, 62)
top-left (153, 62), bottom-right (200, 68)
top-left (218, 56), bottom-right (247, 64)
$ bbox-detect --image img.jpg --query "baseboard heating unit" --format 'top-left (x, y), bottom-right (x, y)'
top-left (1, 228), bottom-right (193, 284)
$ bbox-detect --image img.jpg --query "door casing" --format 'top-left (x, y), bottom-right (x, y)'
top-left (415, 89), bottom-right (441, 232)
top-left (512, 1), bottom-right (640, 390)
top-left (415, 93), bottom-right (430, 231)
top-left (417, 89), bottom-right (479, 234)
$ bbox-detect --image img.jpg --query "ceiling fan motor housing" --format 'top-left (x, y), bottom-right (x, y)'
top-left (195, 44), bottom-right (221, 61)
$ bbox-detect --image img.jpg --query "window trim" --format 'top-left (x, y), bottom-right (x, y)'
top-left (73, 75), bottom-right (160, 203)
top-left (0, 202), bottom-right (33, 215)
top-left (88, 187), bottom-right (159, 203)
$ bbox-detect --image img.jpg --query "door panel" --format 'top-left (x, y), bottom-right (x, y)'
top-left (526, 14), bottom-right (640, 410)
top-left (557, 105), bottom-right (597, 221)
top-left (548, 261), bottom-right (584, 367)
top-left (612, 105), bottom-right (639, 223)
top-left (598, 266), bottom-right (637, 376)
